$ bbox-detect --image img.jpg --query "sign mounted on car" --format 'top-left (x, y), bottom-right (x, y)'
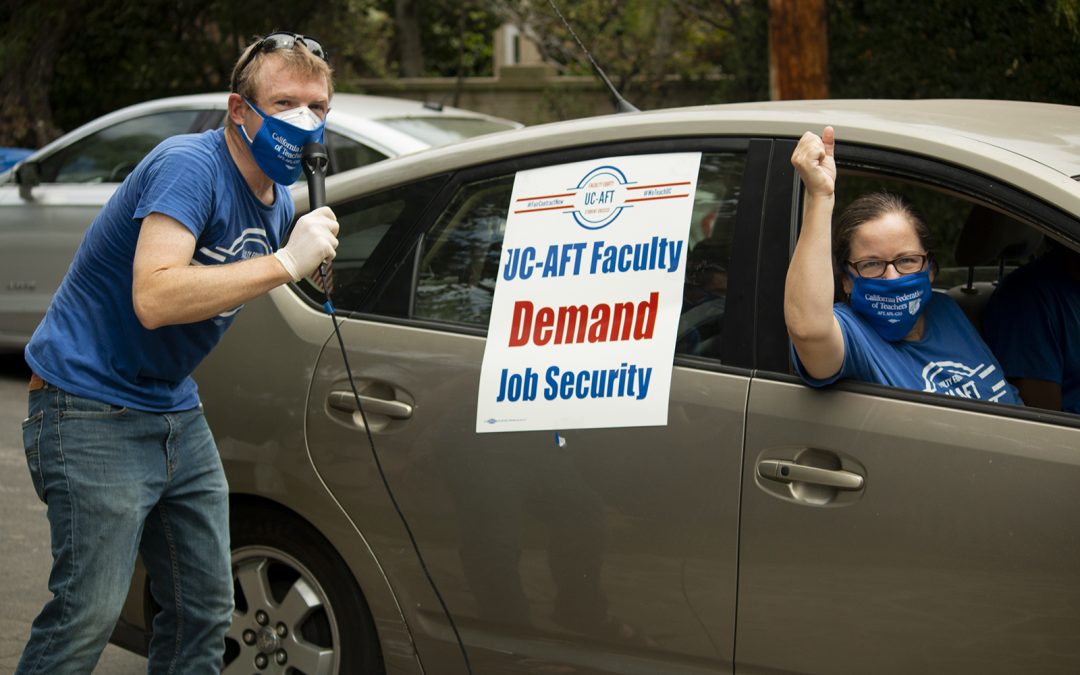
top-left (477, 153), bottom-right (701, 432)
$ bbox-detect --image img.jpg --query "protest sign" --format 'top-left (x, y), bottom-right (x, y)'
top-left (477, 153), bottom-right (702, 432)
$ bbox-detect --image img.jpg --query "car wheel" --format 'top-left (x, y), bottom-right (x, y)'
top-left (223, 504), bottom-right (383, 675)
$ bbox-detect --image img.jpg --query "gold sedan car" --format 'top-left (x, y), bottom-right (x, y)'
top-left (113, 99), bottom-right (1080, 675)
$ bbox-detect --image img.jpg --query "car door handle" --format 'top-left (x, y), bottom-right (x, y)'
top-left (328, 390), bottom-right (413, 419)
top-left (758, 459), bottom-right (864, 490)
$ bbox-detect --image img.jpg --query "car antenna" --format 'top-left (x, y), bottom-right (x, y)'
top-left (545, 0), bottom-right (639, 113)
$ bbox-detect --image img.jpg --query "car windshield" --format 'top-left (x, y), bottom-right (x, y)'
top-left (379, 117), bottom-right (517, 146)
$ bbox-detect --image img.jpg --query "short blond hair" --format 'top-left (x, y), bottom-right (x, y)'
top-left (230, 36), bottom-right (334, 102)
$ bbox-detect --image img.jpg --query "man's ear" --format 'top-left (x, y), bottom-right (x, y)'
top-left (227, 93), bottom-right (248, 127)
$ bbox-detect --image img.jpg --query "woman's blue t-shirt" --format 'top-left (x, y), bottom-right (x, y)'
top-left (25, 128), bottom-right (293, 412)
top-left (794, 293), bottom-right (1021, 405)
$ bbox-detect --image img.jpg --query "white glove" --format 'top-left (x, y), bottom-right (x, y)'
top-left (274, 206), bottom-right (339, 282)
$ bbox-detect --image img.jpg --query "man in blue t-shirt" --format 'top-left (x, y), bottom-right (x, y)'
top-left (17, 33), bottom-right (339, 673)
top-left (982, 243), bottom-right (1080, 414)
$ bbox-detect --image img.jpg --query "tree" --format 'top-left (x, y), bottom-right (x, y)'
top-left (828, 0), bottom-right (1080, 104)
top-left (0, 0), bottom-right (396, 146)
top-left (382, 0), bottom-right (499, 80)
top-left (492, 0), bottom-right (767, 110)
top-left (675, 0), bottom-right (771, 102)
top-left (0, 0), bottom-right (88, 147)
top-left (394, 0), bottom-right (425, 76)
top-left (768, 0), bottom-right (828, 99)
top-left (2, 0), bottom-right (1078, 148)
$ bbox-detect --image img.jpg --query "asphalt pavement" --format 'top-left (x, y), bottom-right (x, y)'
top-left (0, 352), bottom-right (146, 673)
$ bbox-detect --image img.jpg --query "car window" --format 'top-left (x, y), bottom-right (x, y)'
top-left (415, 175), bottom-right (512, 326)
top-left (326, 130), bottom-right (388, 174)
top-left (413, 151), bottom-right (745, 360)
top-left (835, 173), bottom-right (1039, 291)
top-left (786, 166), bottom-right (1080, 416)
top-left (39, 110), bottom-right (204, 184)
top-left (833, 171), bottom-right (1044, 304)
top-left (679, 153), bottom-right (744, 357)
top-left (293, 176), bottom-right (446, 311)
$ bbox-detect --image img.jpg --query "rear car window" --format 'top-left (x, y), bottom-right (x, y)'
top-left (293, 176), bottom-right (446, 311)
top-left (41, 110), bottom-right (203, 184)
top-left (414, 151), bottom-right (745, 360)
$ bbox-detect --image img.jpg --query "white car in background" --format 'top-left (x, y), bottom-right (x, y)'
top-left (0, 92), bottom-right (520, 351)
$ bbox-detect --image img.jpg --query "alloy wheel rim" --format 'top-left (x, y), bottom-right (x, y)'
top-left (223, 545), bottom-right (340, 675)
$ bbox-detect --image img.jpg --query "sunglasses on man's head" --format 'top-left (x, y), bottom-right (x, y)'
top-left (231, 32), bottom-right (328, 92)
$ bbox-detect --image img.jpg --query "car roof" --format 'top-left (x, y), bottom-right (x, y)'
top-left (321, 93), bottom-right (520, 157)
top-left (319, 99), bottom-right (1080, 219)
top-left (713, 99), bottom-right (1080, 177)
top-left (327, 93), bottom-right (517, 125)
top-left (2, 91), bottom-right (519, 180)
top-left (51, 90), bottom-right (515, 125)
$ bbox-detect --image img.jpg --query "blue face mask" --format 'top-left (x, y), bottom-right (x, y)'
top-left (240, 98), bottom-right (326, 185)
top-left (849, 269), bottom-right (932, 341)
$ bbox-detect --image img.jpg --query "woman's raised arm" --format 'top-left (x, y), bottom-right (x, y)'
top-left (784, 126), bottom-right (845, 379)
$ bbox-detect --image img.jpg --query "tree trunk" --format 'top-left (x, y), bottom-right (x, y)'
top-left (647, 4), bottom-right (676, 99)
top-left (768, 0), bottom-right (828, 100)
top-left (394, 0), bottom-right (425, 77)
top-left (453, 5), bottom-right (466, 107)
top-left (0, 3), bottom-right (77, 147)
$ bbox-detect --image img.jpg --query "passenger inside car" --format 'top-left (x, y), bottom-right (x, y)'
top-left (944, 204), bottom-right (1043, 331)
top-left (982, 239), bottom-right (1080, 413)
top-left (785, 127), bottom-right (1021, 404)
top-left (676, 238), bottom-right (728, 357)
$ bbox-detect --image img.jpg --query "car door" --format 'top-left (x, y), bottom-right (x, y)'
top-left (302, 138), bottom-right (769, 673)
top-left (736, 142), bottom-right (1080, 674)
top-left (0, 108), bottom-right (210, 348)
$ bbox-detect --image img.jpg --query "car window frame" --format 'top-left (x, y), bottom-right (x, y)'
top-left (754, 138), bottom-right (1080, 429)
top-left (307, 136), bottom-right (775, 373)
top-left (36, 108), bottom-right (212, 184)
top-left (287, 172), bottom-right (453, 313)
top-left (398, 137), bottom-right (763, 371)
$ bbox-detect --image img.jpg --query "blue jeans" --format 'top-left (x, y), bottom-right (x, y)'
top-left (17, 384), bottom-right (233, 674)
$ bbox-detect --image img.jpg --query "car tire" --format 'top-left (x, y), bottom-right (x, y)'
top-left (224, 503), bottom-right (384, 675)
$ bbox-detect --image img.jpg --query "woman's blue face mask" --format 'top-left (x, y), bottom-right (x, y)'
top-left (240, 98), bottom-right (325, 185)
top-left (848, 268), bottom-right (932, 341)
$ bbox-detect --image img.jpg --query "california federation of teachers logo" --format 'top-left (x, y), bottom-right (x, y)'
top-left (921, 360), bottom-right (1011, 402)
top-left (863, 289), bottom-right (922, 324)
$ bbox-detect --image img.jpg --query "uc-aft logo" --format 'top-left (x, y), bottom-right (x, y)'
top-left (513, 164), bottom-right (692, 231)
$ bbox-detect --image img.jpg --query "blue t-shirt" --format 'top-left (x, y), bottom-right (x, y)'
top-left (25, 128), bottom-right (293, 412)
top-left (982, 252), bottom-right (1080, 413)
top-left (794, 293), bottom-right (1021, 404)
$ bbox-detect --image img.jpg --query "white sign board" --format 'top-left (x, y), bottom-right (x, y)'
top-left (476, 153), bottom-right (701, 433)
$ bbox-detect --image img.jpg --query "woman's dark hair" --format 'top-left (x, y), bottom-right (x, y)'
top-left (832, 191), bottom-right (936, 302)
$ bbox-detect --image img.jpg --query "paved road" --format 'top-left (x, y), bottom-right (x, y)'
top-left (0, 353), bottom-right (146, 674)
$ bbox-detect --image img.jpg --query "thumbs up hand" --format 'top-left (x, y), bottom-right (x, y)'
top-left (791, 126), bottom-right (837, 199)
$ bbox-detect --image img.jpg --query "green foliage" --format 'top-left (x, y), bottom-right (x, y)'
top-left (681, 0), bottom-right (770, 102)
top-left (5, 0), bottom-right (398, 140)
top-left (2, 0), bottom-right (1079, 146)
top-left (1054, 0), bottom-right (1080, 33)
top-left (375, 0), bottom-right (500, 77)
top-left (829, 0), bottom-right (1080, 104)
top-left (493, 0), bottom-right (768, 107)
top-left (309, 0), bottom-right (396, 82)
